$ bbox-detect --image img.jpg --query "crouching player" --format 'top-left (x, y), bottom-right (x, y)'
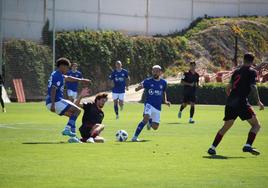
top-left (131, 65), bottom-right (171, 142)
top-left (46, 58), bottom-right (91, 143)
top-left (75, 88), bottom-right (108, 143)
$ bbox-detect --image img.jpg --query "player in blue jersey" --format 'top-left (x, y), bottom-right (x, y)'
top-left (66, 63), bottom-right (83, 102)
top-left (109, 60), bottom-right (130, 119)
top-left (131, 65), bottom-right (171, 142)
top-left (46, 58), bottom-right (91, 143)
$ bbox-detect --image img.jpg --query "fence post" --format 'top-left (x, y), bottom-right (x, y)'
top-left (0, 0), bottom-right (3, 75)
top-left (52, 0), bottom-right (56, 71)
top-left (145, 0), bottom-right (149, 35)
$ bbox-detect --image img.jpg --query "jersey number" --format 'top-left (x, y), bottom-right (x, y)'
top-left (233, 75), bottom-right (241, 89)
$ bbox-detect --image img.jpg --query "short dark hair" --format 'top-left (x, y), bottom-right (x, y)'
top-left (95, 93), bottom-right (108, 103)
top-left (190, 61), bottom-right (196, 66)
top-left (56, 58), bottom-right (71, 68)
top-left (244, 53), bottom-right (254, 64)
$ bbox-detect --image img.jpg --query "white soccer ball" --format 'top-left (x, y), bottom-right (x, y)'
top-left (116, 130), bottom-right (128, 142)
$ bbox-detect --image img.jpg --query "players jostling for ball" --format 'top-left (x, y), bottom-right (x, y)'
top-left (74, 88), bottom-right (108, 143)
top-left (207, 53), bottom-right (264, 156)
top-left (109, 60), bottom-right (130, 119)
top-left (178, 61), bottom-right (199, 124)
top-left (46, 58), bottom-right (91, 143)
top-left (131, 65), bottom-right (171, 142)
top-left (66, 62), bottom-right (83, 102)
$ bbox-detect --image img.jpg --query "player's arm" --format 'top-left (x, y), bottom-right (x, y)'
top-left (50, 86), bottom-right (57, 112)
top-left (135, 83), bottom-right (143, 92)
top-left (126, 76), bottom-right (130, 91)
top-left (163, 91), bottom-right (171, 107)
top-left (250, 84), bottom-right (264, 110)
top-left (64, 75), bottom-right (91, 84)
top-left (74, 88), bottom-right (90, 108)
top-left (181, 80), bottom-right (194, 87)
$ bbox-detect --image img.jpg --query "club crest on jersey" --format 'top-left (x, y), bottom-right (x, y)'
top-left (150, 84), bottom-right (154, 87)
top-left (160, 85), bottom-right (163, 89)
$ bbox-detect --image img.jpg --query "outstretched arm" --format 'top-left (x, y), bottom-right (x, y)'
top-left (250, 84), bottom-right (264, 110)
top-left (64, 76), bottom-right (91, 85)
top-left (74, 88), bottom-right (91, 108)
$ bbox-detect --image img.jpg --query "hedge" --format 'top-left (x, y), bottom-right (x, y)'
top-left (56, 31), bottom-right (183, 93)
top-left (4, 40), bottom-right (52, 100)
top-left (166, 83), bottom-right (268, 105)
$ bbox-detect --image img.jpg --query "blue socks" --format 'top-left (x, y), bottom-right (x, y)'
top-left (149, 118), bottom-right (152, 125)
top-left (114, 104), bottom-right (119, 115)
top-left (134, 121), bottom-right (146, 138)
top-left (67, 115), bottom-right (78, 133)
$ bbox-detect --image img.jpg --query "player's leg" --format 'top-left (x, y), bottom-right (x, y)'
top-left (61, 100), bottom-right (81, 136)
top-left (92, 124), bottom-right (105, 143)
top-left (208, 105), bottom-right (237, 155)
top-left (242, 106), bottom-right (261, 155)
top-left (0, 86), bottom-right (5, 112)
top-left (189, 101), bottom-right (195, 123)
top-left (112, 93), bottom-right (119, 119)
top-left (208, 120), bottom-right (235, 155)
top-left (178, 95), bottom-right (188, 118)
top-left (151, 109), bottom-right (160, 130)
top-left (132, 104), bottom-right (151, 141)
top-left (118, 93), bottom-right (125, 111)
top-left (79, 124), bottom-right (93, 143)
top-left (67, 90), bottom-right (75, 102)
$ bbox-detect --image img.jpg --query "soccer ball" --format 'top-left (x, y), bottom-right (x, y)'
top-left (116, 130), bottom-right (128, 142)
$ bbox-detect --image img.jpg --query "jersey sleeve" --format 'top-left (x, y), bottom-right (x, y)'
top-left (78, 72), bottom-right (82, 79)
top-left (125, 70), bottom-right (129, 78)
top-left (163, 80), bottom-right (167, 92)
top-left (181, 72), bottom-right (187, 82)
top-left (51, 73), bottom-right (61, 89)
top-left (249, 70), bottom-right (257, 85)
top-left (82, 102), bottom-right (92, 110)
top-left (141, 79), bottom-right (149, 89)
top-left (109, 71), bottom-right (114, 80)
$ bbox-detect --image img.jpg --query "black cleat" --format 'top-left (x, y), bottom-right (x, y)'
top-left (207, 148), bottom-right (216, 155)
top-left (243, 146), bottom-right (260, 156)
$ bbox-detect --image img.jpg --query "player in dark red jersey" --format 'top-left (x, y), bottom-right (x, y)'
top-left (208, 53), bottom-right (264, 156)
top-left (178, 61), bottom-right (199, 123)
top-left (75, 88), bottom-right (108, 143)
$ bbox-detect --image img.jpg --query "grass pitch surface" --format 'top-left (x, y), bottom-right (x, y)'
top-left (0, 103), bottom-right (268, 188)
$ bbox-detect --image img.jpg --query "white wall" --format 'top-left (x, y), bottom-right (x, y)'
top-left (1, 0), bottom-right (268, 40)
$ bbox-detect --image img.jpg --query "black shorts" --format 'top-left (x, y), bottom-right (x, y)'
top-left (223, 103), bottom-right (255, 121)
top-left (79, 124), bottom-right (95, 140)
top-left (183, 94), bottom-right (196, 103)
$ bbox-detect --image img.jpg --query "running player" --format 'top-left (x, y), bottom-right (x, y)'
top-left (66, 62), bottom-right (83, 102)
top-left (74, 89), bottom-right (108, 143)
top-left (131, 65), bottom-right (171, 142)
top-left (178, 61), bottom-right (199, 123)
top-left (0, 74), bottom-right (6, 112)
top-left (207, 53), bottom-right (264, 156)
top-left (46, 58), bottom-right (90, 143)
top-left (109, 60), bottom-right (130, 119)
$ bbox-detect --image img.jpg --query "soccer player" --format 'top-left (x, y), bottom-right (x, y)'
top-left (46, 58), bottom-right (90, 142)
top-left (65, 62), bottom-right (83, 102)
top-left (207, 53), bottom-right (264, 156)
top-left (74, 88), bottom-right (108, 143)
top-left (131, 65), bottom-right (171, 142)
top-left (109, 60), bottom-right (130, 119)
top-left (178, 61), bottom-right (199, 123)
top-left (0, 74), bottom-right (6, 112)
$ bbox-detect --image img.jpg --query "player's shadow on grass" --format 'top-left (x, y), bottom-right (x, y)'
top-left (125, 139), bottom-right (151, 143)
top-left (22, 141), bottom-right (67, 144)
top-left (203, 155), bottom-right (246, 160)
top-left (166, 122), bottom-right (183, 125)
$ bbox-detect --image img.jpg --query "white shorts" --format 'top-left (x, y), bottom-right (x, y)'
top-left (46, 99), bottom-right (73, 115)
top-left (112, 93), bottom-right (125, 101)
top-left (67, 90), bottom-right (78, 99)
top-left (144, 103), bottom-right (161, 124)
